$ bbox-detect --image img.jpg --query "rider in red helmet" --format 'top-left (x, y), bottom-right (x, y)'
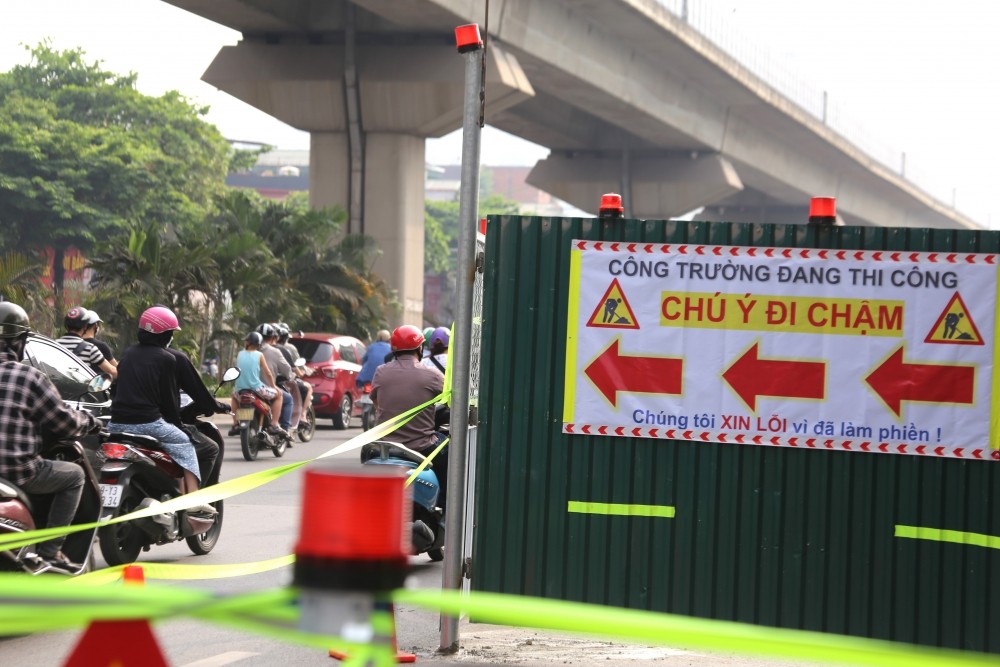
top-left (106, 306), bottom-right (215, 514)
top-left (371, 324), bottom-right (449, 506)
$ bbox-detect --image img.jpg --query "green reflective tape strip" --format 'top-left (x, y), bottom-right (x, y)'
top-left (895, 525), bottom-right (1000, 550)
top-left (0, 390), bottom-right (452, 551)
top-left (393, 589), bottom-right (997, 667)
top-left (567, 501), bottom-right (675, 518)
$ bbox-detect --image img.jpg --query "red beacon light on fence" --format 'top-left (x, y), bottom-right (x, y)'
top-left (294, 466), bottom-right (411, 641)
top-left (455, 24), bottom-right (483, 53)
top-left (599, 193), bottom-right (624, 220)
top-left (808, 196), bottom-right (837, 226)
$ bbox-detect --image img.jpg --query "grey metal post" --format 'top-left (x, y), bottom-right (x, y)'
top-left (439, 27), bottom-right (483, 653)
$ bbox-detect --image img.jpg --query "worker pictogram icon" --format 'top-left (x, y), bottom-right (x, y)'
top-left (924, 292), bottom-right (984, 345)
top-left (587, 278), bottom-right (639, 329)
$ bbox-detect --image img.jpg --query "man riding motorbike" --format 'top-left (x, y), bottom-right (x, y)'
top-left (56, 306), bottom-right (117, 380)
top-left (257, 323), bottom-right (294, 439)
top-left (0, 302), bottom-right (102, 571)
top-left (371, 325), bottom-right (449, 508)
top-left (105, 306), bottom-right (215, 515)
top-left (229, 331), bottom-right (285, 437)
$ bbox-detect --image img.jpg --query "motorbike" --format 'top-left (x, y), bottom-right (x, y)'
top-left (0, 375), bottom-right (111, 575)
top-left (360, 415), bottom-right (449, 562)
top-left (95, 368), bottom-right (237, 566)
top-left (358, 382), bottom-right (374, 431)
top-left (236, 385), bottom-right (291, 461)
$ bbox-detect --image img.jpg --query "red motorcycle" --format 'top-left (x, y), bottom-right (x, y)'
top-left (236, 389), bottom-right (289, 461)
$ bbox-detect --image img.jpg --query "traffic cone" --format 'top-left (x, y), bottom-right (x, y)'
top-left (328, 601), bottom-right (416, 663)
top-left (63, 565), bottom-right (170, 667)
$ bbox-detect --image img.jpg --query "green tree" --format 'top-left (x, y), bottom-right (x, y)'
top-left (0, 43), bottom-right (234, 313)
top-left (0, 251), bottom-right (48, 328)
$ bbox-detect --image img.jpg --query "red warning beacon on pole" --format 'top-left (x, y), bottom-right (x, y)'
top-left (455, 24), bottom-right (483, 53)
top-left (294, 467), bottom-right (411, 643)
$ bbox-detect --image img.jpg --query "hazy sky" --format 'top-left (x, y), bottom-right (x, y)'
top-left (2, 0), bottom-right (997, 227)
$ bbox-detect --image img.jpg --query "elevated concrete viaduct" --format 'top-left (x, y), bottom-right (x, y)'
top-left (165, 0), bottom-right (980, 325)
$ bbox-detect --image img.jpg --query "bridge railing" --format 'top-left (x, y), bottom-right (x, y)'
top-left (655, 0), bottom-right (962, 220)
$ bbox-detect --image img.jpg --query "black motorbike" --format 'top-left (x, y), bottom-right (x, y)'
top-left (96, 368), bottom-right (236, 566)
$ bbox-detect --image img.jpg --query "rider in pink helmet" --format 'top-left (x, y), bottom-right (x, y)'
top-left (138, 305), bottom-right (181, 334)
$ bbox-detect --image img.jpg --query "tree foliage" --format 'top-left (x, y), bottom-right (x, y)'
top-left (0, 43), bottom-right (234, 312)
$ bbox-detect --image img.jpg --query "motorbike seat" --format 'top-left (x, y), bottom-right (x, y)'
top-left (360, 441), bottom-right (427, 466)
top-left (239, 389), bottom-right (273, 403)
top-left (107, 432), bottom-right (163, 450)
top-left (0, 475), bottom-right (35, 515)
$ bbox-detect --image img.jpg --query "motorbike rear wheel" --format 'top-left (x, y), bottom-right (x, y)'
top-left (297, 405), bottom-right (316, 443)
top-left (241, 416), bottom-right (261, 461)
top-left (98, 489), bottom-right (145, 566)
top-left (361, 406), bottom-right (373, 432)
top-left (186, 499), bottom-right (224, 555)
top-left (272, 435), bottom-right (287, 457)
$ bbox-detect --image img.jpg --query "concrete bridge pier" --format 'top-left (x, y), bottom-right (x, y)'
top-left (203, 39), bottom-right (533, 326)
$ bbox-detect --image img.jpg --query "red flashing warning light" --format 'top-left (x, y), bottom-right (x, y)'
top-left (599, 193), bottom-right (624, 219)
top-left (296, 468), bottom-right (410, 561)
top-left (455, 24), bottom-right (483, 53)
top-left (479, 217), bottom-right (487, 235)
top-left (808, 196), bottom-right (837, 225)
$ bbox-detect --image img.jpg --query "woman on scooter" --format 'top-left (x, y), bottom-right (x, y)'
top-left (105, 306), bottom-right (215, 515)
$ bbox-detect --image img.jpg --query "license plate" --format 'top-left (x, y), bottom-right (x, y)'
top-left (100, 484), bottom-right (123, 508)
top-left (358, 394), bottom-right (372, 406)
top-left (236, 408), bottom-right (255, 421)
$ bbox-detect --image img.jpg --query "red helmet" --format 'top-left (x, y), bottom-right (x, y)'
top-left (139, 306), bottom-right (181, 334)
top-left (390, 325), bottom-right (424, 352)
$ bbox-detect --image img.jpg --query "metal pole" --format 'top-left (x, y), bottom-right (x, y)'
top-left (439, 28), bottom-right (483, 653)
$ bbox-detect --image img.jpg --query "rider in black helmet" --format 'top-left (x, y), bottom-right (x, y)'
top-left (0, 303), bottom-right (101, 571)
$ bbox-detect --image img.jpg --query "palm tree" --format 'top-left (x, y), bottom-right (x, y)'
top-left (0, 251), bottom-right (50, 328)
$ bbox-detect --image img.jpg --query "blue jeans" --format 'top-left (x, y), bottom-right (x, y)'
top-left (20, 459), bottom-right (84, 558)
top-left (279, 389), bottom-right (292, 429)
top-left (106, 419), bottom-right (200, 482)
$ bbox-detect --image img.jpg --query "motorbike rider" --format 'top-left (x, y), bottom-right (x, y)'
top-left (229, 331), bottom-right (287, 438)
top-left (105, 306), bottom-right (215, 515)
top-left (277, 323), bottom-right (313, 421)
top-left (371, 325), bottom-right (449, 508)
top-left (422, 327), bottom-right (449, 374)
top-left (358, 329), bottom-right (391, 388)
top-left (56, 306), bottom-right (117, 380)
top-left (0, 302), bottom-right (102, 571)
top-left (257, 323), bottom-right (294, 439)
top-left (81, 309), bottom-right (118, 374)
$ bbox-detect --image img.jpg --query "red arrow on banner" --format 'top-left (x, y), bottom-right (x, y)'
top-left (864, 344), bottom-right (975, 417)
top-left (583, 339), bottom-right (683, 407)
top-left (722, 342), bottom-right (826, 411)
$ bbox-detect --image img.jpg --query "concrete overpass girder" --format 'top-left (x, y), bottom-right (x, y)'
top-left (527, 153), bottom-right (744, 218)
top-left (202, 40), bottom-right (533, 136)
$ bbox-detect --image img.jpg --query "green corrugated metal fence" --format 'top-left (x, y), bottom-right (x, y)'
top-left (472, 216), bottom-right (1000, 653)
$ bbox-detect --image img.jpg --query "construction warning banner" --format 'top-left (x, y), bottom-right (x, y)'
top-left (562, 241), bottom-right (1000, 460)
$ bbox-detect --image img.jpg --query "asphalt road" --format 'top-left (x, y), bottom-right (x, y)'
top-left (2, 418), bottom-right (822, 667)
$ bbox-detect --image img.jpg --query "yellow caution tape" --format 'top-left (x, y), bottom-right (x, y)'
top-left (68, 555), bottom-right (295, 585)
top-left (393, 589), bottom-right (999, 667)
top-left (894, 524), bottom-right (1000, 550)
top-left (1, 574), bottom-right (996, 667)
top-left (403, 437), bottom-right (449, 488)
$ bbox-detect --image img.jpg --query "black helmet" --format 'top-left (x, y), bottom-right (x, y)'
top-left (0, 302), bottom-right (30, 339)
top-left (256, 322), bottom-right (276, 339)
top-left (64, 306), bottom-right (90, 331)
top-left (245, 331), bottom-right (263, 346)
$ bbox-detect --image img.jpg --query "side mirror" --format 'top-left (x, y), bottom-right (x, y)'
top-left (87, 374), bottom-right (112, 393)
top-left (221, 367), bottom-right (240, 383)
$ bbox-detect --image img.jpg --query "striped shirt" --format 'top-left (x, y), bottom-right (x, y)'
top-left (55, 334), bottom-right (106, 367)
top-left (0, 348), bottom-right (100, 485)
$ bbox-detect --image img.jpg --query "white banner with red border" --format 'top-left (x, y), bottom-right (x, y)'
top-left (562, 241), bottom-right (1000, 460)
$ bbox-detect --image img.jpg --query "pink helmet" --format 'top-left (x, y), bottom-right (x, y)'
top-left (139, 306), bottom-right (181, 334)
